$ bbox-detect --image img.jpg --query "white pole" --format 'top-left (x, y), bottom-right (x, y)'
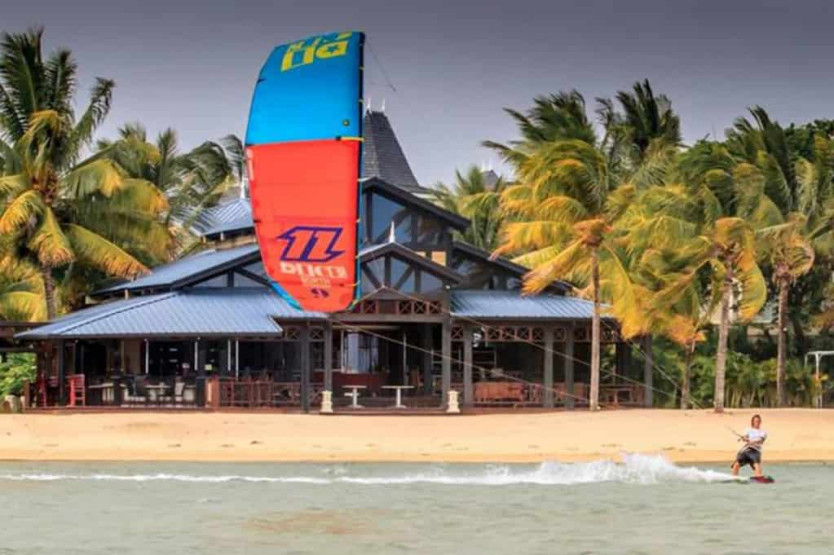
top-left (227, 339), bottom-right (232, 375)
top-left (144, 339), bottom-right (149, 375)
top-left (235, 339), bottom-right (240, 379)
top-left (194, 339), bottom-right (198, 372)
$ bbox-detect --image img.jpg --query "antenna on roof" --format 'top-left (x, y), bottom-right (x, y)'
top-left (380, 98), bottom-right (386, 113)
top-left (388, 221), bottom-right (396, 244)
top-left (366, 96), bottom-right (372, 114)
top-left (240, 177), bottom-right (248, 199)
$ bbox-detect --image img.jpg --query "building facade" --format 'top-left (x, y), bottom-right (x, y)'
top-left (18, 111), bottom-right (647, 411)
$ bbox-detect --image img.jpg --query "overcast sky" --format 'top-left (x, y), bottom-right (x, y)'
top-left (5, 0), bottom-right (833, 185)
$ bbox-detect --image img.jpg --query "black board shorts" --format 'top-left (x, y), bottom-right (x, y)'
top-left (736, 448), bottom-right (762, 467)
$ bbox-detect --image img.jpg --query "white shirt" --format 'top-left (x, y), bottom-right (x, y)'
top-left (745, 428), bottom-right (767, 450)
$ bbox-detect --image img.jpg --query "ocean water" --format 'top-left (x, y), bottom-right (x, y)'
top-left (0, 455), bottom-right (830, 555)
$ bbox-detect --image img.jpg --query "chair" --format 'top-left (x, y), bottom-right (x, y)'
top-left (123, 376), bottom-right (148, 406)
top-left (68, 375), bottom-right (86, 407)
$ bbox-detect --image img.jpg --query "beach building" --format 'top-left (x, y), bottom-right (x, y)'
top-left (17, 111), bottom-right (650, 412)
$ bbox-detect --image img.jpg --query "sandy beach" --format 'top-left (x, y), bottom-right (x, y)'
top-left (0, 409), bottom-right (832, 463)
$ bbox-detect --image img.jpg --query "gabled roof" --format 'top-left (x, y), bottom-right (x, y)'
top-left (451, 241), bottom-right (572, 293)
top-left (363, 177), bottom-right (469, 232)
top-left (197, 197), bottom-right (254, 238)
top-left (97, 243), bottom-right (261, 295)
top-left (359, 241), bottom-right (464, 284)
top-left (362, 110), bottom-right (427, 194)
top-left (451, 289), bottom-right (609, 320)
top-left (17, 288), bottom-right (325, 340)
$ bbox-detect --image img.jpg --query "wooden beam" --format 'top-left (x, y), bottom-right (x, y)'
top-left (543, 327), bottom-right (554, 408)
top-left (421, 324), bottom-right (432, 395)
top-left (323, 321), bottom-right (334, 391)
top-left (565, 325), bottom-right (575, 409)
top-left (462, 325), bottom-right (473, 407)
top-left (300, 324), bottom-right (311, 413)
top-left (441, 317), bottom-right (451, 409)
top-left (56, 340), bottom-right (66, 406)
top-left (643, 335), bottom-right (654, 408)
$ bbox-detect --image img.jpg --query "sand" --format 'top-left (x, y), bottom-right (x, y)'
top-left (0, 408), bottom-right (832, 463)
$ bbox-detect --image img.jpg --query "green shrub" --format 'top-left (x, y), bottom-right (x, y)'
top-left (0, 353), bottom-right (36, 396)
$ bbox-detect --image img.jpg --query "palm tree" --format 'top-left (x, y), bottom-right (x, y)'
top-left (0, 28), bottom-right (166, 318)
top-left (432, 166), bottom-right (507, 251)
top-left (494, 140), bottom-right (637, 410)
top-left (727, 109), bottom-right (834, 405)
top-left (486, 83), bottom-right (682, 410)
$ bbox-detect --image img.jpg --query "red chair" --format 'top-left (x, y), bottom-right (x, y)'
top-left (68, 375), bottom-right (86, 407)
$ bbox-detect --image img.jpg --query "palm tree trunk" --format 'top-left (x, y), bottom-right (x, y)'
top-left (680, 340), bottom-right (695, 410)
top-left (776, 276), bottom-right (789, 407)
top-left (590, 248), bottom-right (601, 411)
top-left (714, 270), bottom-right (733, 413)
top-left (41, 266), bottom-right (56, 320)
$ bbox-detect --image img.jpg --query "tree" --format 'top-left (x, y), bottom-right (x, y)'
top-left (432, 166), bottom-right (507, 251)
top-left (727, 108), bottom-right (834, 405)
top-left (0, 28), bottom-right (166, 318)
top-left (487, 82), bottom-right (682, 410)
top-left (494, 139), bottom-right (637, 410)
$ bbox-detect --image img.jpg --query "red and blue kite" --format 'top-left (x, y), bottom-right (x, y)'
top-left (246, 31), bottom-right (364, 312)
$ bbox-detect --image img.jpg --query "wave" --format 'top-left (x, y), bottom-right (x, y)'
top-left (0, 454), bottom-right (741, 486)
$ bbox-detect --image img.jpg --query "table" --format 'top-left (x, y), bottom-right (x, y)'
top-left (88, 382), bottom-right (115, 404)
top-left (343, 385), bottom-right (366, 409)
top-left (146, 384), bottom-right (170, 403)
top-left (382, 385), bottom-right (415, 409)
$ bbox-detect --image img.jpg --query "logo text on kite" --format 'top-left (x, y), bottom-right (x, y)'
top-left (277, 226), bottom-right (344, 263)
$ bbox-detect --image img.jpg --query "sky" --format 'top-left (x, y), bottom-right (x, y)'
top-left (4, 0), bottom-right (834, 186)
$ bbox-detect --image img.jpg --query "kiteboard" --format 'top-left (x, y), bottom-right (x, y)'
top-left (748, 475), bottom-right (775, 484)
top-left (245, 31), bottom-right (365, 312)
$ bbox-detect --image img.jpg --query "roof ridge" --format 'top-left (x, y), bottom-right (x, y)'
top-left (51, 293), bottom-right (178, 335)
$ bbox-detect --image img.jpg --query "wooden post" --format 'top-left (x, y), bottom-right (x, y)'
top-left (565, 325), bottom-right (575, 409)
top-left (324, 321), bottom-right (334, 392)
top-left (543, 327), bottom-right (554, 408)
top-left (421, 324), bottom-right (433, 395)
top-left (462, 324), bottom-right (473, 407)
top-left (56, 340), bottom-right (66, 406)
top-left (441, 317), bottom-right (451, 408)
top-left (643, 335), bottom-right (653, 408)
top-left (144, 339), bottom-right (150, 375)
top-left (300, 323), bottom-right (311, 413)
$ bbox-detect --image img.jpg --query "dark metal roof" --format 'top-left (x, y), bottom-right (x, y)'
top-left (451, 289), bottom-right (608, 320)
top-left (17, 288), bottom-right (325, 340)
top-left (363, 177), bottom-right (469, 232)
top-left (197, 198), bottom-right (254, 238)
top-left (451, 241), bottom-right (572, 293)
top-left (362, 111), bottom-right (427, 194)
top-left (97, 243), bottom-right (261, 295)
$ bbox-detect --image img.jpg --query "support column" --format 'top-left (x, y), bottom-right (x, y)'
top-left (441, 317), bottom-right (451, 408)
top-left (421, 324), bottom-right (433, 395)
top-left (300, 323), bottom-right (311, 413)
top-left (323, 321), bottom-right (334, 392)
top-left (56, 340), bottom-right (66, 406)
top-left (195, 338), bottom-right (206, 408)
top-left (462, 324), bottom-right (473, 407)
top-left (643, 335), bottom-right (653, 408)
top-left (565, 325), bottom-right (575, 409)
top-left (543, 327), bottom-right (554, 408)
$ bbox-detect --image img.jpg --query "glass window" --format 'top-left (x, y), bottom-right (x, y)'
top-left (389, 257), bottom-right (409, 287)
top-left (371, 194), bottom-right (412, 243)
top-left (192, 274), bottom-right (229, 288)
top-left (243, 262), bottom-right (269, 280)
top-left (233, 272), bottom-right (264, 287)
top-left (343, 332), bottom-right (380, 373)
top-left (420, 271), bottom-right (445, 294)
top-left (416, 215), bottom-right (444, 245)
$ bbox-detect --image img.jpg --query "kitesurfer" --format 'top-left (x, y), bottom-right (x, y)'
top-left (731, 414), bottom-right (767, 477)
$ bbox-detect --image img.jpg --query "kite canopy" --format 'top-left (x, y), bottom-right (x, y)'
top-left (245, 31), bottom-right (364, 312)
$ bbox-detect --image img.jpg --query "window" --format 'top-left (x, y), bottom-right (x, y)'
top-left (371, 194), bottom-right (412, 243)
top-left (233, 272), bottom-right (264, 287)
